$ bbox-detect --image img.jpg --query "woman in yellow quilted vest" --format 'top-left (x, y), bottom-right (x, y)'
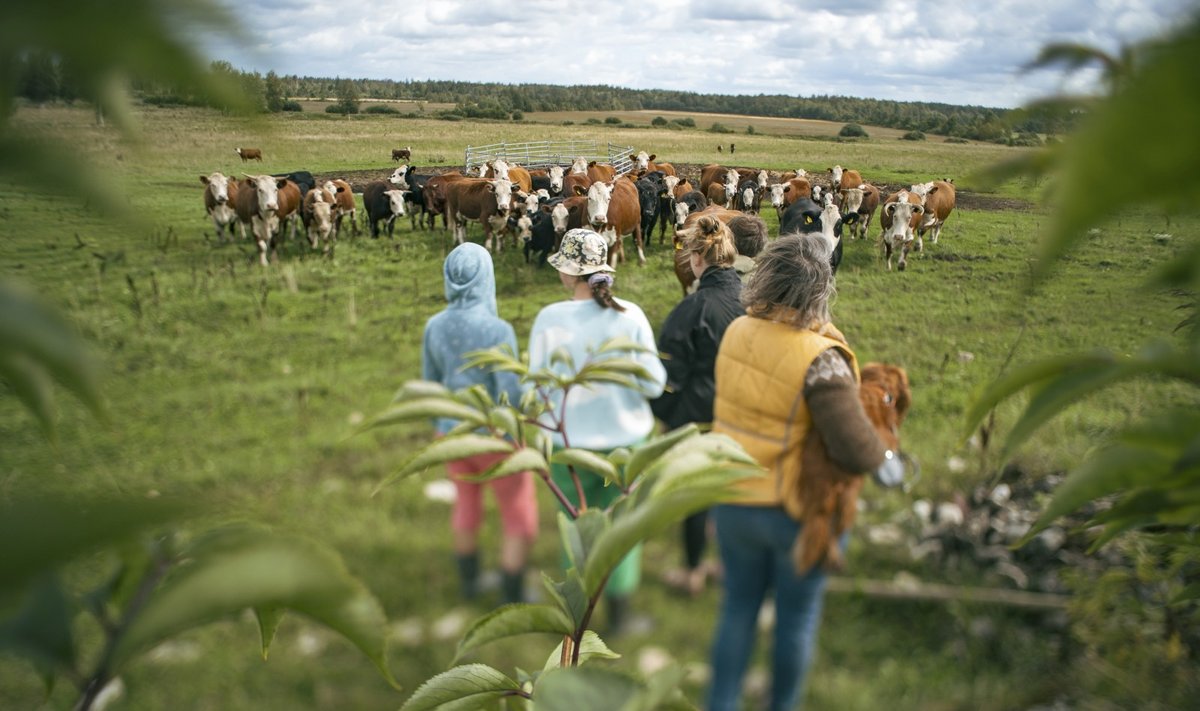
top-left (707, 234), bottom-right (905, 711)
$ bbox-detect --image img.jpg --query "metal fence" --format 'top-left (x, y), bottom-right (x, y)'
top-left (463, 140), bottom-right (636, 176)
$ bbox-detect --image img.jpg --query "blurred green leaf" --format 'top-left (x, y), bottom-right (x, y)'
top-left (549, 346), bottom-right (576, 373)
top-left (392, 380), bottom-right (452, 403)
top-left (551, 448), bottom-right (620, 486)
top-left (0, 280), bottom-right (106, 435)
top-left (543, 631), bottom-right (620, 671)
top-left (462, 346), bottom-right (526, 375)
top-left (541, 570), bottom-right (589, 631)
top-left (0, 494), bottom-right (188, 595)
top-left (399, 664), bottom-right (521, 711)
top-left (373, 434), bottom-right (513, 494)
top-left (621, 425), bottom-right (700, 487)
top-left (254, 606), bottom-right (284, 660)
top-left (360, 398), bottom-right (487, 433)
top-left (453, 604), bottom-right (574, 663)
top-left (623, 666), bottom-right (692, 711)
top-left (474, 446), bottom-right (548, 482)
top-left (534, 667), bottom-right (640, 711)
top-left (112, 526), bottom-right (396, 687)
top-left (0, 574), bottom-right (75, 673)
top-left (558, 510), bottom-right (608, 572)
top-left (0, 352), bottom-right (57, 441)
top-left (593, 336), bottom-right (654, 357)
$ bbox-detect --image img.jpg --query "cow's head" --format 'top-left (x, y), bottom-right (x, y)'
top-left (569, 157), bottom-right (588, 175)
top-left (882, 193), bottom-right (923, 243)
top-left (522, 192), bottom-right (540, 215)
top-left (663, 175), bottom-right (680, 197)
top-left (586, 181), bottom-right (614, 227)
top-left (819, 200), bottom-right (843, 250)
top-left (550, 202), bottom-right (570, 236)
top-left (829, 165), bottom-right (844, 187)
top-left (489, 178), bottom-right (513, 214)
top-left (768, 184), bottom-right (788, 209)
top-left (201, 172), bottom-right (231, 203)
top-left (548, 165), bottom-right (564, 192)
top-left (244, 174), bottom-right (281, 212)
top-left (634, 151), bottom-right (654, 171)
top-left (841, 187), bottom-right (865, 216)
top-left (812, 185), bottom-right (823, 204)
top-left (384, 189), bottom-right (408, 217)
top-left (308, 200), bottom-right (333, 247)
top-left (489, 159), bottom-right (510, 180)
top-left (756, 170), bottom-right (769, 189)
top-left (674, 201), bottom-right (692, 229)
top-left (738, 180), bottom-right (757, 213)
top-left (389, 166), bottom-right (409, 186)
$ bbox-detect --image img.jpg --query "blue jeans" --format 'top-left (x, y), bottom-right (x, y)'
top-left (707, 505), bottom-right (830, 711)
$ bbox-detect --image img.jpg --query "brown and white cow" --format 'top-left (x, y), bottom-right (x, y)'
top-left (562, 172), bottom-right (593, 198)
top-left (586, 179), bottom-right (643, 266)
top-left (829, 165), bottom-right (864, 192)
top-left (362, 181), bottom-right (409, 238)
top-left (236, 147), bottom-right (263, 162)
top-left (587, 161), bottom-right (617, 184)
top-left (839, 183), bottom-right (881, 240)
top-left (916, 180), bottom-right (956, 247)
top-left (699, 164), bottom-right (740, 209)
top-left (234, 174), bottom-right (288, 266)
top-left (422, 171), bottom-right (468, 231)
top-left (568, 156), bottom-right (589, 175)
top-left (275, 180), bottom-right (302, 244)
top-left (633, 151), bottom-right (677, 178)
top-left (200, 172), bottom-right (241, 241)
top-left (445, 177), bottom-right (515, 252)
top-left (321, 179), bottom-right (357, 239)
top-left (392, 146), bottom-right (412, 162)
top-left (766, 177), bottom-right (813, 220)
top-left (302, 185), bottom-right (336, 252)
top-left (880, 190), bottom-right (925, 271)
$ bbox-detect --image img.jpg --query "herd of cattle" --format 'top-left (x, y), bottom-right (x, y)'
top-left (199, 149), bottom-right (957, 274)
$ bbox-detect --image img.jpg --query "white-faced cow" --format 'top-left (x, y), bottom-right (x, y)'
top-left (880, 190), bottom-right (925, 271)
top-left (839, 183), bottom-right (881, 240)
top-left (568, 156), bottom-right (589, 175)
top-left (236, 147), bottom-right (263, 162)
top-left (302, 185), bottom-right (335, 253)
top-left (586, 179), bottom-right (644, 266)
top-left (362, 181), bottom-right (409, 239)
top-left (445, 177), bottom-right (515, 252)
top-left (200, 172), bottom-right (241, 241)
top-left (321, 179), bottom-right (358, 239)
top-left (234, 174), bottom-right (289, 266)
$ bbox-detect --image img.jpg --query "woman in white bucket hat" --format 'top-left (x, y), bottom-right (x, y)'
top-left (529, 228), bottom-right (667, 635)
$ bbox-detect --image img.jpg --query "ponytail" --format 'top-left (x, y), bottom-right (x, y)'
top-left (680, 215), bottom-right (737, 268)
top-left (586, 272), bottom-right (626, 312)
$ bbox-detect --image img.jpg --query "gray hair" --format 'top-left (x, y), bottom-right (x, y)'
top-left (741, 233), bottom-right (835, 328)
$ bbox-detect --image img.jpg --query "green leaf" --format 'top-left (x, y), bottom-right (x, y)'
top-left (0, 352), bottom-right (57, 441)
top-left (962, 353), bottom-right (1101, 439)
top-left (541, 570), bottom-right (590, 630)
top-left (465, 446), bottom-right (548, 484)
top-left (622, 425), bottom-right (701, 486)
top-left (549, 346), bottom-right (576, 373)
top-left (400, 664), bottom-right (521, 711)
top-left (392, 379), bottom-right (452, 403)
top-left (373, 435), bottom-right (513, 494)
top-left (534, 667), bottom-right (640, 711)
top-left (593, 336), bottom-right (655, 357)
top-left (462, 346), bottom-right (526, 375)
top-left (622, 666), bottom-right (691, 711)
top-left (112, 528), bottom-right (396, 687)
top-left (454, 384), bottom-right (494, 412)
top-left (1000, 360), bottom-right (1133, 458)
top-left (543, 630), bottom-right (621, 671)
top-left (559, 510), bottom-right (609, 572)
top-left (254, 606), bottom-right (284, 660)
top-left (487, 406), bottom-right (522, 440)
top-left (0, 494), bottom-right (189, 595)
top-left (453, 604), bottom-right (574, 663)
top-left (360, 398), bottom-right (487, 433)
top-left (0, 574), bottom-right (75, 672)
top-left (551, 449), bottom-right (620, 486)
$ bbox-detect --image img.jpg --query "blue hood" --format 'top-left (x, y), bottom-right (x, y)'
top-left (444, 243), bottom-right (497, 314)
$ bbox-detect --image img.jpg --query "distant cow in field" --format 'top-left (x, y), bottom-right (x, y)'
top-left (236, 148), bottom-right (263, 162)
top-left (880, 190), bottom-right (925, 271)
top-left (916, 180), bottom-right (956, 248)
top-left (445, 177), bottom-right (515, 252)
top-left (362, 181), bottom-right (409, 238)
top-left (200, 172), bottom-right (241, 241)
top-left (392, 146), bottom-right (412, 161)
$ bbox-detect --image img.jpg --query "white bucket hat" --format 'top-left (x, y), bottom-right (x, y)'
top-left (548, 228), bottom-right (616, 276)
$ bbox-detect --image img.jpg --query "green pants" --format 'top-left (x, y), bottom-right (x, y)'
top-left (550, 457), bottom-right (642, 598)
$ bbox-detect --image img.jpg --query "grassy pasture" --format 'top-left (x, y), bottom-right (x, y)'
top-left (0, 104), bottom-right (1194, 710)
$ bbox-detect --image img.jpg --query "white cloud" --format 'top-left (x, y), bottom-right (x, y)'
top-left (196, 0), bottom-right (1196, 108)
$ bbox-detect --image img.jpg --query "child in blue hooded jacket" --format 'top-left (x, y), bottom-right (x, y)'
top-left (423, 243), bottom-right (537, 604)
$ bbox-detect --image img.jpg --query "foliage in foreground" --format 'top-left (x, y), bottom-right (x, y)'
top-left (360, 341), bottom-right (761, 709)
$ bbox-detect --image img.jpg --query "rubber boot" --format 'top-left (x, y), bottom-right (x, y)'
top-left (456, 553), bottom-right (480, 601)
top-left (501, 569), bottom-right (525, 605)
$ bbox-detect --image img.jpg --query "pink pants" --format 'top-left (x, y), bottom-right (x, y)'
top-left (446, 452), bottom-right (538, 540)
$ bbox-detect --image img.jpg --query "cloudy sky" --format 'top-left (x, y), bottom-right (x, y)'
top-left (202, 0), bottom-right (1194, 109)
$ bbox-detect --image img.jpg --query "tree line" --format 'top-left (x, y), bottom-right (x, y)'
top-left (13, 56), bottom-right (1071, 142)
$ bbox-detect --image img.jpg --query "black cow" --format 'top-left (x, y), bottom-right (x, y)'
top-left (635, 176), bottom-right (664, 250)
top-left (734, 178), bottom-right (761, 214)
top-left (523, 207), bottom-right (557, 265)
top-left (780, 197), bottom-right (843, 272)
top-left (271, 171), bottom-right (315, 198)
top-left (362, 181), bottom-right (408, 238)
top-left (673, 190), bottom-right (709, 231)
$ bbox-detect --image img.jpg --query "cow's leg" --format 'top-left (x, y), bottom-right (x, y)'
top-left (634, 224), bottom-right (646, 266)
top-left (884, 239), bottom-right (894, 271)
top-left (931, 222), bottom-right (942, 244)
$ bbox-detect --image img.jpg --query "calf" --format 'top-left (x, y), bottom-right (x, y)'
top-left (302, 186), bottom-right (335, 253)
top-left (879, 190), bottom-right (925, 271)
top-left (200, 172), bottom-right (241, 241)
top-left (392, 146), bottom-right (412, 162)
top-left (586, 179), bottom-right (643, 266)
top-left (323, 179), bottom-right (359, 239)
top-left (236, 147), bottom-right (263, 162)
top-left (839, 184), bottom-right (881, 240)
top-left (445, 177), bottom-right (515, 252)
top-left (916, 180), bottom-right (956, 247)
top-left (362, 181), bottom-right (409, 238)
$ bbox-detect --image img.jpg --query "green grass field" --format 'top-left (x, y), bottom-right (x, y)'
top-left (1, 104), bottom-right (1195, 710)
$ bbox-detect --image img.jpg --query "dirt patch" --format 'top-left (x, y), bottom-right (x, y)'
top-left (318, 164), bottom-right (1036, 213)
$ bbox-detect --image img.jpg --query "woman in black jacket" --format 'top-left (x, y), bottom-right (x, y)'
top-left (651, 215), bottom-right (746, 595)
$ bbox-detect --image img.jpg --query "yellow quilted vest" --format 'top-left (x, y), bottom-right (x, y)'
top-left (712, 315), bottom-right (858, 518)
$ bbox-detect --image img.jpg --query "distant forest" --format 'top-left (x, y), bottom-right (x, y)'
top-left (14, 55), bottom-right (1068, 143)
